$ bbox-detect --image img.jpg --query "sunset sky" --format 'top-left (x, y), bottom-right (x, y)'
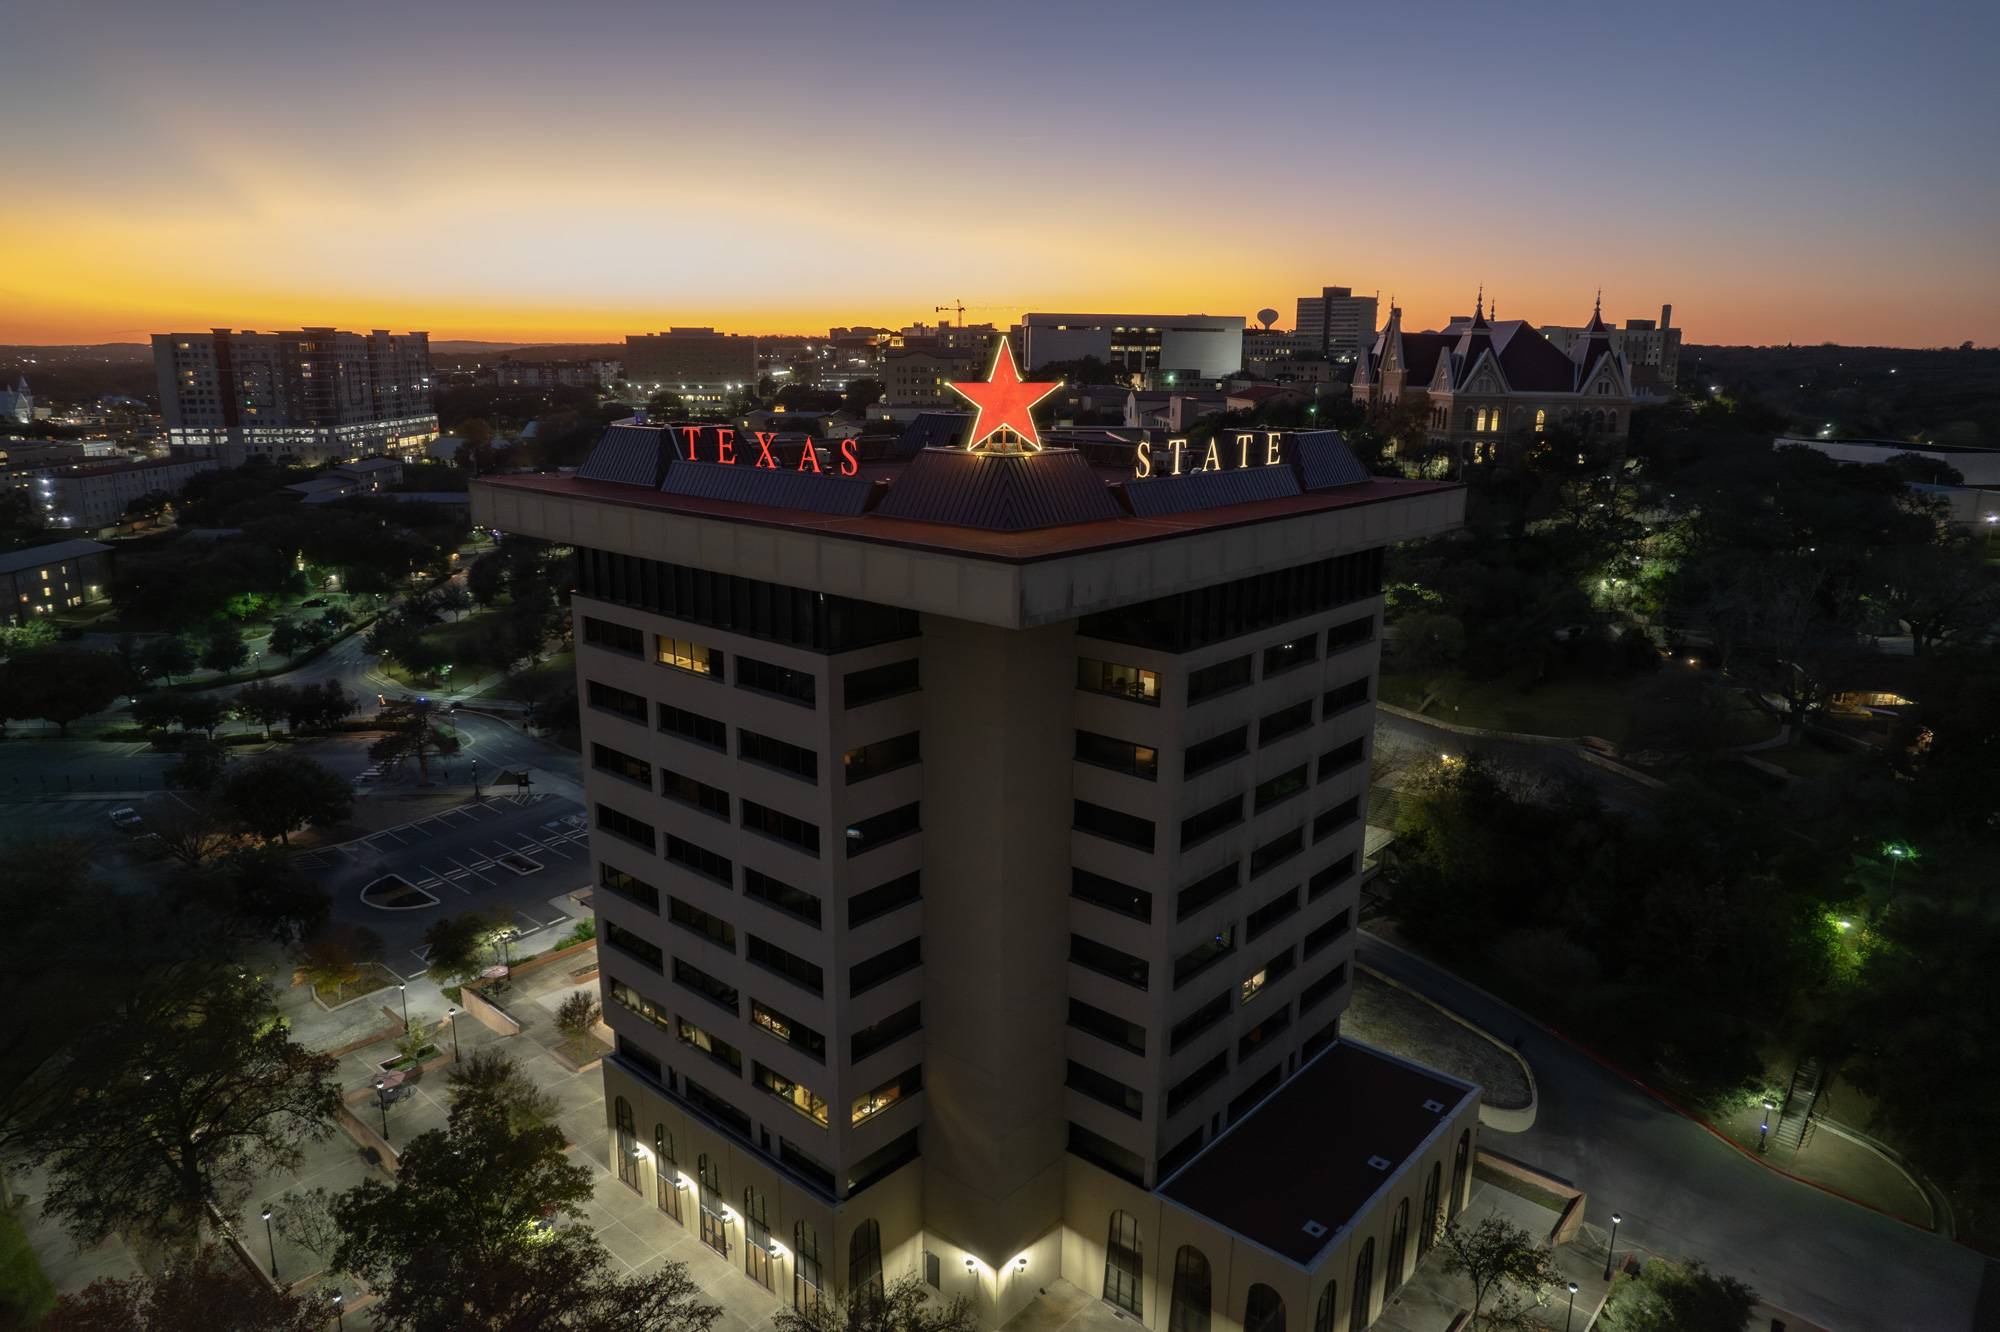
top-left (4, 0), bottom-right (1996, 348)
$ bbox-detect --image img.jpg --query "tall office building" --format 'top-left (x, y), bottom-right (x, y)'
top-left (1293, 288), bottom-right (1378, 365)
top-left (152, 328), bottom-right (437, 464)
top-left (471, 371), bottom-right (1477, 1332)
top-left (626, 329), bottom-right (761, 408)
top-left (1540, 303), bottom-right (1681, 392)
top-left (1019, 314), bottom-right (1245, 381)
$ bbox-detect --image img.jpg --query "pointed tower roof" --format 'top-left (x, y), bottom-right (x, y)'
top-left (1583, 288), bottom-right (1608, 334)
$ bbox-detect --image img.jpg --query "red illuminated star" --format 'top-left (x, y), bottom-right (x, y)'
top-left (949, 341), bottom-right (1062, 452)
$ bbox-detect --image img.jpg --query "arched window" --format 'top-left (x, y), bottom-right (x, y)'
top-left (1168, 1246), bottom-right (1211, 1332)
top-left (1312, 1282), bottom-right (1338, 1332)
top-left (1474, 408), bottom-right (1487, 433)
top-left (1103, 1211), bottom-right (1142, 1316)
top-left (1245, 1283), bottom-right (1285, 1332)
top-left (1450, 1130), bottom-right (1471, 1218)
top-left (1418, 1163), bottom-right (1441, 1259)
top-left (743, 1186), bottom-right (773, 1288)
top-left (794, 1221), bottom-right (823, 1313)
top-left (653, 1125), bottom-right (680, 1222)
top-left (613, 1097), bottom-right (639, 1191)
top-left (1348, 1240), bottom-right (1374, 1332)
top-left (849, 1219), bottom-right (883, 1303)
top-left (1386, 1199), bottom-right (1411, 1295)
top-left (1534, 408), bottom-right (1546, 432)
top-left (697, 1154), bottom-right (726, 1256)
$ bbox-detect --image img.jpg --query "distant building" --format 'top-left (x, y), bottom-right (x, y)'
top-left (0, 538), bottom-right (113, 622)
top-left (284, 455), bottom-right (408, 504)
top-left (0, 377), bottom-right (33, 425)
top-left (1294, 287), bottom-right (1379, 365)
top-left (625, 329), bottom-right (759, 406)
top-left (22, 455), bottom-right (224, 531)
top-left (492, 360), bottom-right (610, 389)
top-left (1542, 303), bottom-right (1680, 391)
top-left (153, 328), bottom-right (438, 464)
top-left (881, 346), bottom-right (981, 408)
top-left (1019, 313), bottom-right (1245, 381)
top-left (1772, 436), bottom-right (2000, 487)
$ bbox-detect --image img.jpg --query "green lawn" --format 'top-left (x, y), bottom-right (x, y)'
top-left (1384, 667), bottom-right (1650, 744)
top-left (0, 1206), bottom-right (56, 1326)
top-left (493, 650), bottom-right (575, 701)
top-left (380, 615), bottom-right (500, 689)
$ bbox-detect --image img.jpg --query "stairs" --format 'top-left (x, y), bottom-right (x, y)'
top-left (1771, 1057), bottom-right (1824, 1158)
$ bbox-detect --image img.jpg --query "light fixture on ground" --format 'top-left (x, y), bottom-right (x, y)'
top-left (1603, 1212), bottom-right (1622, 1280)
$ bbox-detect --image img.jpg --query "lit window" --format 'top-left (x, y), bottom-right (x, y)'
top-left (1241, 968), bottom-right (1268, 1003)
top-left (1535, 409), bottom-right (1546, 432)
top-left (657, 636), bottom-right (721, 675)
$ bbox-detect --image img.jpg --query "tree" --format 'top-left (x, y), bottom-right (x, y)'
top-left (467, 550), bottom-right (507, 607)
top-left (445, 1049), bottom-right (561, 1132)
top-left (169, 846), bottom-right (331, 952)
top-left (435, 580), bottom-right (473, 622)
top-left (1602, 1257), bottom-right (1758, 1332)
top-left (0, 646), bottom-right (129, 735)
top-left (270, 1186), bottom-right (344, 1272)
top-left (774, 1274), bottom-right (976, 1332)
top-left (1870, 539), bottom-right (2000, 656)
top-left (295, 924), bottom-right (384, 1000)
top-left (423, 911), bottom-right (504, 984)
top-left (233, 681), bottom-right (297, 738)
top-left (1438, 1217), bottom-right (1562, 1331)
top-left (14, 971), bottom-right (340, 1252)
top-left (266, 617), bottom-right (311, 659)
top-left (0, 616), bottom-right (59, 658)
top-left (146, 796), bottom-right (234, 867)
top-left (219, 753), bottom-right (352, 845)
top-left (200, 622), bottom-right (249, 674)
top-left (288, 679), bottom-right (353, 733)
top-left (370, 697), bottom-right (457, 782)
top-left (137, 636), bottom-right (196, 685)
top-left (555, 991), bottom-right (601, 1058)
top-left (178, 694), bottom-right (230, 739)
top-left (41, 1245), bottom-right (324, 1332)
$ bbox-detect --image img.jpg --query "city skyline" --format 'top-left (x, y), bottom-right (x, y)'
top-left (5, 0), bottom-right (1998, 349)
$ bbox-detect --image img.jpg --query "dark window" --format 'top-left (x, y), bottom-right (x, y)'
top-left (1348, 1241), bottom-right (1373, 1332)
top-left (592, 743), bottom-right (652, 788)
top-left (672, 957), bottom-right (740, 1014)
top-left (846, 1129), bottom-right (920, 1194)
top-left (851, 1002), bottom-right (922, 1063)
top-left (685, 1075), bottom-right (752, 1138)
top-left (1104, 1211), bottom-right (1144, 1315)
top-left (848, 1221), bottom-right (884, 1301)
top-left (662, 770), bottom-right (730, 820)
top-left (737, 656), bottom-right (815, 707)
top-left (1299, 961), bottom-right (1348, 1012)
top-left (676, 1017), bottom-right (743, 1074)
top-left (1077, 657), bottom-right (1160, 705)
top-left (617, 1036), bottom-right (663, 1082)
top-left (844, 658), bottom-right (919, 708)
top-left (846, 803), bottom-right (920, 856)
top-left (1166, 1051), bottom-right (1230, 1115)
top-left (1317, 738), bottom-right (1365, 782)
top-left (1313, 798), bottom-right (1361, 843)
top-left (1177, 862), bottom-right (1239, 920)
top-left (575, 549), bottom-right (917, 654)
top-left (849, 871), bottom-right (922, 927)
top-left (604, 921), bottom-right (663, 971)
top-left (1322, 677), bottom-right (1369, 717)
top-left (739, 729), bottom-right (818, 783)
top-left (1246, 885), bottom-right (1300, 941)
top-left (1159, 1131), bottom-right (1204, 1180)
top-left (751, 999), bottom-right (825, 1063)
top-left (1262, 637), bottom-right (1316, 677)
top-left (1258, 699), bottom-right (1313, 746)
top-left (1076, 730), bottom-right (1159, 780)
top-left (1186, 655), bottom-right (1253, 705)
top-left (1246, 1285), bottom-right (1286, 1332)
top-left (1075, 800), bottom-right (1156, 852)
top-left (1169, 990), bottom-right (1231, 1052)
top-left (1069, 998), bottom-right (1146, 1055)
top-left (1080, 549), bottom-right (1384, 654)
top-left (843, 732), bottom-right (921, 784)
top-left (587, 679), bottom-right (648, 723)
top-left (1169, 1247), bottom-right (1212, 1332)
top-left (1230, 1066), bottom-right (1283, 1122)
top-left (665, 834), bottom-right (732, 886)
top-left (850, 937), bottom-right (921, 995)
top-left (597, 803), bottom-right (655, 853)
top-left (1174, 927), bottom-right (1236, 988)
top-left (747, 936), bottom-right (824, 996)
top-left (669, 896), bottom-right (737, 950)
top-left (1072, 869), bottom-right (1152, 923)
top-left (795, 1221), bottom-right (824, 1314)
top-left (1251, 827), bottom-right (1305, 878)
top-left (1309, 853), bottom-right (1358, 901)
top-left (599, 862), bottom-right (659, 912)
top-left (1303, 1018), bottom-right (1338, 1059)
top-left (1326, 614), bottom-right (1375, 654)
top-left (1315, 1284), bottom-right (1337, 1332)
top-left (1254, 764), bottom-right (1310, 812)
top-left (1067, 1121), bottom-right (1146, 1187)
top-left (742, 800), bottom-right (820, 857)
top-left (1183, 726), bottom-right (1249, 777)
top-left (659, 702), bottom-right (727, 750)
top-left (1179, 795), bottom-right (1242, 851)
top-left (744, 868), bottom-right (822, 927)
top-left (583, 616), bottom-right (642, 655)
top-left (1071, 934), bottom-right (1149, 990)
top-left (1238, 1007), bottom-right (1293, 1061)
top-left (1304, 908), bottom-right (1353, 958)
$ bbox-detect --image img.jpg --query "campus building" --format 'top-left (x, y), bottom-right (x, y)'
top-left (0, 538), bottom-right (112, 622)
top-left (470, 367), bottom-right (1477, 1332)
top-left (1293, 288), bottom-right (1378, 365)
top-left (1020, 314), bottom-right (1246, 382)
top-left (626, 329), bottom-right (761, 408)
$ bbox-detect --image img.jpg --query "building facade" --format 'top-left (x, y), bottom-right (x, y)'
top-left (473, 395), bottom-right (1476, 1331)
top-left (0, 538), bottom-right (112, 622)
top-left (1294, 288), bottom-right (1378, 366)
top-left (1020, 315), bottom-right (1246, 382)
top-left (20, 455), bottom-right (223, 531)
top-left (627, 329), bottom-right (760, 404)
top-left (1541, 303), bottom-right (1680, 392)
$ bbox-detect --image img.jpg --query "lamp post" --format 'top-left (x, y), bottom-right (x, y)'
top-left (1603, 1212), bottom-right (1622, 1281)
top-left (375, 1077), bottom-right (391, 1142)
top-left (397, 981), bottom-right (409, 1028)
top-left (472, 757), bottom-right (480, 799)
top-left (331, 1290), bottom-right (344, 1330)
top-left (1884, 841), bottom-right (1912, 896)
top-left (1564, 1281), bottom-right (1579, 1332)
top-left (262, 1205), bottom-right (279, 1280)
top-left (446, 1005), bottom-right (461, 1060)
top-left (1759, 1099), bottom-right (1775, 1154)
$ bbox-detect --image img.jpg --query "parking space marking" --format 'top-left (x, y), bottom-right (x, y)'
top-left (448, 856), bottom-right (497, 885)
top-left (422, 862), bottom-right (472, 894)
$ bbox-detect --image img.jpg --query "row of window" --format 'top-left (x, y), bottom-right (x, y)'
top-left (576, 548), bottom-right (918, 654)
top-left (1078, 614), bottom-right (1376, 716)
top-left (1078, 549), bottom-right (1383, 654)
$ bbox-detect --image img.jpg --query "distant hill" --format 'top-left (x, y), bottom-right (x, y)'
top-left (0, 343), bottom-right (152, 364)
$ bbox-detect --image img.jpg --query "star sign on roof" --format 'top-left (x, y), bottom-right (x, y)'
top-left (948, 341), bottom-right (1062, 453)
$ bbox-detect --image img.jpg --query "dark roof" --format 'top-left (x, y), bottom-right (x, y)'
top-left (1493, 323), bottom-right (1580, 392)
top-left (1124, 463), bottom-right (1301, 516)
top-left (1159, 1041), bottom-right (1475, 1266)
top-left (894, 413), bottom-right (972, 457)
top-left (576, 422), bottom-right (670, 486)
top-left (1293, 431), bottom-right (1371, 489)
top-left (0, 538), bottom-right (112, 574)
top-left (1395, 332), bottom-right (1455, 386)
top-left (660, 459), bottom-right (878, 516)
top-left (873, 448), bottom-right (1122, 532)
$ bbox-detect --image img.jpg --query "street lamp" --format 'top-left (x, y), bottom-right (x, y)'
top-left (472, 756), bottom-right (480, 799)
top-left (446, 1005), bottom-right (461, 1060)
top-left (262, 1205), bottom-right (279, 1280)
top-left (375, 1077), bottom-right (391, 1142)
top-left (331, 1290), bottom-right (344, 1330)
top-left (1758, 1100), bottom-right (1774, 1154)
top-left (397, 982), bottom-right (409, 1028)
top-left (1564, 1281), bottom-right (1579, 1332)
top-left (1603, 1212), bottom-right (1622, 1281)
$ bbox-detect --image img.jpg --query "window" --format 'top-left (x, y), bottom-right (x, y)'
top-left (1255, 764), bottom-right (1310, 812)
top-left (672, 957), bottom-right (739, 1014)
top-left (850, 938), bottom-right (921, 996)
top-left (615, 1097), bottom-right (640, 1190)
top-left (1326, 615), bottom-right (1374, 654)
top-left (592, 743), bottom-right (652, 787)
top-left (1314, 1285), bottom-right (1337, 1332)
top-left (740, 729), bottom-right (818, 783)
top-left (1179, 795), bottom-right (1241, 850)
top-left (1318, 738), bottom-right (1365, 782)
top-left (849, 1220), bottom-right (884, 1303)
top-left (794, 1222), bottom-right (823, 1314)
top-left (583, 616), bottom-right (642, 655)
top-left (617, 1035), bottom-right (663, 1082)
top-left (665, 834), bottom-right (731, 885)
top-left (596, 803), bottom-right (657, 851)
top-left (1313, 798), bottom-right (1360, 842)
top-left (1246, 1284), bottom-right (1285, 1332)
top-left (1166, 1051), bottom-right (1229, 1115)
top-left (1304, 908), bottom-right (1352, 957)
top-left (1419, 1163), bottom-right (1442, 1259)
top-left (1535, 408), bottom-right (1547, 432)
top-left (656, 634), bottom-right (722, 676)
top-left (742, 800), bottom-right (821, 857)
top-left (1169, 990), bottom-right (1231, 1052)
top-left (843, 732), bottom-right (920, 784)
top-left (1246, 885), bottom-right (1300, 940)
top-left (1309, 853), bottom-right (1357, 901)
top-left (1251, 827), bottom-right (1304, 878)
top-left (1075, 730), bottom-right (1159, 780)
top-left (1068, 1122), bottom-right (1145, 1187)
top-left (744, 1186), bottom-right (774, 1288)
top-left (1322, 677), bottom-right (1369, 717)
top-left (655, 1125), bottom-right (681, 1221)
top-left (1169, 1247), bottom-right (1212, 1332)
top-left (1071, 934), bottom-right (1149, 990)
top-left (851, 1002), bottom-right (922, 1063)
top-left (1262, 637), bottom-right (1316, 677)
top-left (1077, 656), bottom-right (1159, 705)
top-left (587, 679), bottom-right (647, 723)
top-left (676, 1018), bottom-right (743, 1074)
top-left (752, 998), bottom-right (826, 1062)
top-left (662, 770), bottom-right (730, 819)
top-left (608, 979), bottom-right (671, 1032)
top-left (1068, 997), bottom-right (1145, 1054)
top-left (745, 868), bottom-right (821, 927)
top-left (599, 863), bottom-right (659, 912)
top-left (659, 702), bottom-right (727, 750)
top-left (851, 1064), bottom-right (922, 1125)
top-left (737, 656), bottom-right (815, 707)
top-left (1259, 699), bottom-right (1313, 746)
top-left (1386, 1198), bottom-right (1411, 1297)
top-left (1186, 655), bottom-right (1253, 704)
top-left (604, 921), bottom-right (663, 971)
top-left (1176, 863), bottom-right (1239, 920)
top-left (1184, 725), bottom-right (1248, 777)
top-left (696, 1152), bottom-right (729, 1255)
top-left (1068, 1061), bottom-right (1143, 1118)
top-left (1450, 1130), bottom-right (1471, 1218)
top-left (747, 936), bottom-right (824, 995)
top-left (1072, 868), bottom-right (1152, 922)
top-left (849, 871), bottom-right (921, 927)
top-left (844, 658), bottom-right (919, 708)
top-left (754, 1062), bottom-right (829, 1126)
top-left (1174, 927), bottom-right (1235, 988)
top-left (1075, 800), bottom-right (1156, 852)
top-left (846, 803), bottom-right (920, 856)
top-left (1103, 1212), bottom-right (1143, 1316)
top-left (1081, 550), bottom-right (1383, 654)
top-left (669, 896), bottom-right (737, 950)
top-left (1348, 1241), bottom-right (1373, 1332)
top-left (1299, 961), bottom-right (1347, 1013)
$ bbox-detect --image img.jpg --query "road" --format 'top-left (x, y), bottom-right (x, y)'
top-left (1374, 709), bottom-right (1657, 814)
top-left (1360, 932), bottom-right (1990, 1331)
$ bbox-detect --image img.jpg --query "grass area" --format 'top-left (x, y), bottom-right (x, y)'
top-left (1760, 736), bottom-right (1863, 780)
top-left (492, 650), bottom-right (575, 701)
top-left (379, 615), bottom-right (499, 689)
top-left (0, 1206), bottom-right (56, 1326)
top-left (1383, 665), bottom-right (1782, 753)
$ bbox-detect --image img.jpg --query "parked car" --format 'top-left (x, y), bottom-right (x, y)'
top-left (108, 806), bottom-right (144, 833)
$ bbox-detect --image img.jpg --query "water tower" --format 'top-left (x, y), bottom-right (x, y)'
top-left (1256, 308), bottom-right (1279, 330)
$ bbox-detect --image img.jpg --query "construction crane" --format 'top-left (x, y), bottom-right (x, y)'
top-left (935, 300), bottom-right (966, 325)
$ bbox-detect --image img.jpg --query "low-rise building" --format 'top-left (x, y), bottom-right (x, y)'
top-left (23, 455), bottom-right (223, 532)
top-left (0, 538), bottom-right (113, 622)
